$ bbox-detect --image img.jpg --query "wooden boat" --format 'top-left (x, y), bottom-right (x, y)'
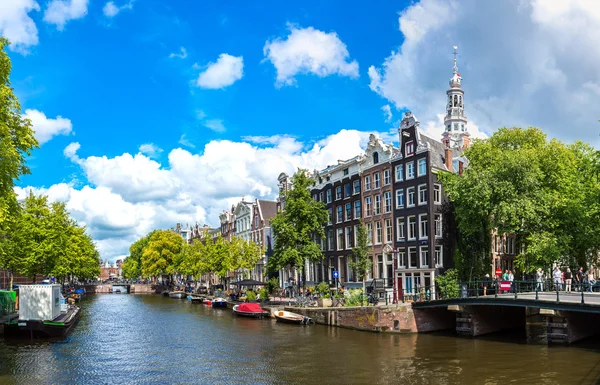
top-left (168, 291), bottom-right (186, 299)
top-left (232, 303), bottom-right (268, 318)
top-left (273, 310), bottom-right (313, 325)
top-left (211, 298), bottom-right (228, 308)
top-left (186, 295), bottom-right (203, 304)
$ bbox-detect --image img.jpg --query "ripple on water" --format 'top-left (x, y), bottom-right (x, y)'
top-left (2, 295), bottom-right (600, 384)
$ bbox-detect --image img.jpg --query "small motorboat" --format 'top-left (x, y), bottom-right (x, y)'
top-left (168, 291), bottom-right (186, 299)
top-left (273, 310), bottom-right (313, 325)
top-left (232, 303), bottom-right (268, 318)
top-left (203, 298), bottom-right (212, 306)
top-left (162, 291), bottom-right (170, 297)
top-left (187, 295), bottom-right (203, 304)
top-left (211, 298), bottom-right (228, 308)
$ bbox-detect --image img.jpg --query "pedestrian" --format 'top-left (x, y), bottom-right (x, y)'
top-left (587, 270), bottom-right (595, 292)
top-left (482, 274), bottom-right (490, 296)
top-left (553, 266), bottom-right (562, 291)
top-left (508, 270), bottom-right (515, 293)
top-left (577, 267), bottom-right (585, 291)
top-left (564, 268), bottom-right (572, 292)
top-left (535, 268), bottom-right (544, 292)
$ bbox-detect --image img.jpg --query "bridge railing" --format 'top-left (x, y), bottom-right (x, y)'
top-left (400, 279), bottom-right (600, 305)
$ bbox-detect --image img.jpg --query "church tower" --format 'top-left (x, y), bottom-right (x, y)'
top-left (441, 46), bottom-right (470, 150)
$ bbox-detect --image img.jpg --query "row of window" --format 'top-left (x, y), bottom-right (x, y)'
top-left (327, 185), bottom-right (443, 225)
top-left (396, 245), bottom-right (444, 269)
top-left (396, 214), bottom-right (443, 241)
top-left (313, 158), bottom-right (430, 203)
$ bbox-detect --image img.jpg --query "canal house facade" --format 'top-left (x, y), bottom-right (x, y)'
top-left (310, 156), bottom-right (362, 286)
top-left (393, 112), bottom-right (454, 298)
top-left (359, 135), bottom-right (397, 297)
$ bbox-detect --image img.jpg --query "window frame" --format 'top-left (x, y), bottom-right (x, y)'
top-left (395, 164), bottom-right (404, 182)
top-left (407, 187), bottom-right (416, 207)
top-left (433, 184), bottom-right (441, 204)
top-left (383, 169), bottom-right (391, 185)
top-left (417, 158), bottom-right (427, 177)
top-left (375, 221), bottom-right (382, 245)
top-left (396, 217), bottom-right (405, 241)
top-left (435, 245), bottom-right (443, 268)
top-left (396, 189), bottom-right (404, 209)
top-left (384, 191), bottom-right (392, 213)
top-left (385, 219), bottom-right (393, 243)
top-left (418, 184), bottom-right (427, 205)
top-left (374, 173), bottom-right (381, 189)
top-left (419, 213), bottom-right (428, 240)
top-left (407, 216), bottom-right (416, 240)
top-left (335, 186), bottom-right (342, 200)
top-left (374, 195), bottom-right (381, 215)
top-left (420, 246), bottom-right (429, 268)
top-left (406, 162), bottom-right (415, 179)
top-left (364, 175), bottom-right (371, 191)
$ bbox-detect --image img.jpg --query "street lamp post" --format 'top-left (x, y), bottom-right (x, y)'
top-left (392, 249), bottom-right (399, 304)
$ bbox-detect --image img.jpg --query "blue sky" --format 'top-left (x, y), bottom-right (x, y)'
top-left (3, 0), bottom-right (600, 261)
top-left (10, 0), bottom-right (409, 188)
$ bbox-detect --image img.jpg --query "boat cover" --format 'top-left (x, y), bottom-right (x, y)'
top-left (238, 303), bottom-right (264, 312)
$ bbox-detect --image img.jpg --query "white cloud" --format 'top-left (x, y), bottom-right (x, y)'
top-left (169, 46), bottom-right (187, 59)
top-left (17, 129), bottom-right (393, 261)
top-left (0, 0), bottom-right (40, 54)
top-left (196, 53), bottom-right (244, 89)
top-left (178, 134), bottom-right (195, 148)
top-left (381, 105), bottom-right (392, 123)
top-left (263, 23), bottom-right (359, 87)
top-left (102, 1), bottom-right (133, 18)
top-left (204, 119), bottom-right (226, 133)
top-left (43, 0), bottom-right (88, 30)
top-left (23, 109), bottom-right (73, 144)
top-left (63, 141), bottom-right (80, 159)
top-left (368, 0), bottom-right (600, 146)
top-left (139, 143), bottom-right (163, 159)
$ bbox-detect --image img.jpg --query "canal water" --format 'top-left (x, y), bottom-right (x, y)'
top-left (1, 294), bottom-right (600, 384)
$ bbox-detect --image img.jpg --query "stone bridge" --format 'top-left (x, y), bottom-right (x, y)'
top-left (82, 284), bottom-right (165, 294)
top-left (411, 292), bottom-right (600, 344)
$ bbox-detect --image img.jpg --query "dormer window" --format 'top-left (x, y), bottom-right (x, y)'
top-left (405, 141), bottom-right (414, 157)
top-left (373, 152), bottom-right (379, 164)
top-left (343, 168), bottom-right (349, 176)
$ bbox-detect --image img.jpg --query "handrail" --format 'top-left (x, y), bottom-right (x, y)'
top-left (399, 279), bottom-right (599, 305)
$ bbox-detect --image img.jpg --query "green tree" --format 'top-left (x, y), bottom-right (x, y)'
top-left (267, 169), bottom-right (329, 287)
top-left (121, 257), bottom-right (139, 280)
top-left (141, 230), bottom-right (185, 279)
top-left (0, 38), bottom-right (38, 224)
top-left (441, 127), bottom-right (600, 278)
top-left (127, 231), bottom-right (155, 279)
top-left (229, 236), bottom-right (263, 278)
top-left (349, 222), bottom-right (372, 306)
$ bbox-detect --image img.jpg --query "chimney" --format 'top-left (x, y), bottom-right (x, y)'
top-left (445, 147), bottom-right (453, 172)
top-left (458, 160), bottom-right (464, 175)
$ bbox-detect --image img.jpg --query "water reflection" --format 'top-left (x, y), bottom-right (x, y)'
top-left (0, 294), bottom-right (599, 384)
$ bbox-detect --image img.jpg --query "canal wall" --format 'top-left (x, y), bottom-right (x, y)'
top-left (283, 305), bottom-right (418, 333)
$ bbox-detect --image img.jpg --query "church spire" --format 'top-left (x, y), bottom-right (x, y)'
top-left (441, 45), bottom-right (470, 150)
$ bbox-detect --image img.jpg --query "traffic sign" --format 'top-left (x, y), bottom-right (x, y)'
top-left (332, 270), bottom-right (339, 279)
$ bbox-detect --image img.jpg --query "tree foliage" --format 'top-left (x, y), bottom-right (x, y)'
top-left (1, 191), bottom-right (100, 281)
top-left (267, 170), bottom-right (328, 277)
top-left (141, 230), bottom-right (185, 278)
top-left (0, 38), bottom-right (38, 225)
top-left (349, 221), bottom-right (372, 306)
top-left (441, 127), bottom-right (600, 277)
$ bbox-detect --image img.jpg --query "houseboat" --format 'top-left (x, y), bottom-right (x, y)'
top-left (3, 284), bottom-right (80, 339)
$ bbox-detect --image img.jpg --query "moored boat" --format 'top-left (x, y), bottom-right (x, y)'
top-left (211, 298), bottom-right (227, 308)
top-left (273, 310), bottom-right (313, 325)
top-left (3, 284), bottom-right (81, 339)
top-left (187, 295), bottom-right (203, 304)
top-left (168, 291), bottom-right (186, 299)
top-left (203, 298), bottom-right (212, 306)
top-left (232, 303), bottom-right (268, 318)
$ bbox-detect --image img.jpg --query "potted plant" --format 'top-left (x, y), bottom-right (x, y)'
top-left (315, 282), bottom-right (332, 307)
top-left (245, 290), bottom-right (257, 303)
